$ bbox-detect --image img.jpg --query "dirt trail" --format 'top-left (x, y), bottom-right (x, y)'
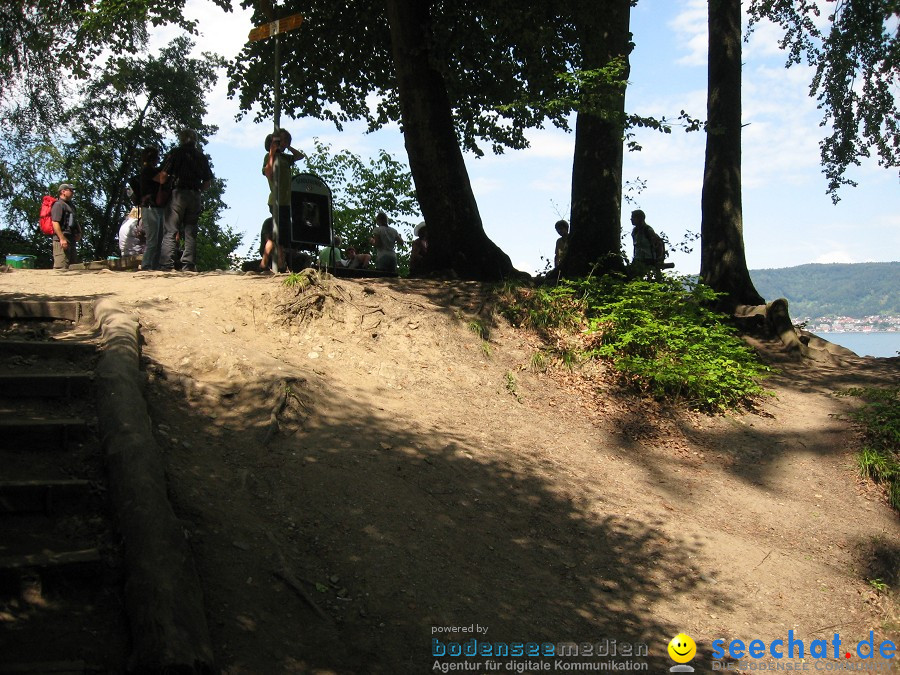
top-left (1, 268), bottom-right (898, 674)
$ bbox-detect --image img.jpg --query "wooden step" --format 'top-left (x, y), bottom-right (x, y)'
top-left (0, 418), bottom-right (91, 450)
top-left (0, 548), bottom-right (101, 572)
top-left (0, 372), bottom-right (94, 398)
top-left (0, 339), bottom-right (97, 358)
top-left (0, 479), bottom-right (92, 514)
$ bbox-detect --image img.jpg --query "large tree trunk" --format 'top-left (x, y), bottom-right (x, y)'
top-left (561, 0), bottom-right (632, 278)
top-left (384, 0), bottom-right (515, 281)
top-left (700, 0), bottom-right (764, 307)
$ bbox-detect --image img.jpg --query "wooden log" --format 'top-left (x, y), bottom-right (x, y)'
top-left (93, 299), bottom-right (215, 673)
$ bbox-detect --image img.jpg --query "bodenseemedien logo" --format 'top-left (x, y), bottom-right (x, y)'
top-left (668, 633), bottom-right (697, 672)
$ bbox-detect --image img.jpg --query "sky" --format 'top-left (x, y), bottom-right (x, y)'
top-left (150, 0), bottom-right (900, 276)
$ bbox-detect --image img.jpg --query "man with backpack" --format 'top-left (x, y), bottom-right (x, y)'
top-left (157, 128), bottom-right (212, 272)
top-left (630, 209), bottom-right (668, 280)
top-left (51, 183), bottom-right (80, 269)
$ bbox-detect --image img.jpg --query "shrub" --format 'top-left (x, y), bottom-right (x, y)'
top-left (502, 276), bottom-right (770, 411)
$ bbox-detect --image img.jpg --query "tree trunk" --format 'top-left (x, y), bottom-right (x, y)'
top-left (700, 0), bottom-right (764, 307)
top-left (384, 0), bottom-right (515, 281)
top-left (561, 0), bottom-right (632, 278)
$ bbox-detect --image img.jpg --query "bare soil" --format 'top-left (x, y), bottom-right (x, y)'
top-left (1, 267), bottom-right (898, 674)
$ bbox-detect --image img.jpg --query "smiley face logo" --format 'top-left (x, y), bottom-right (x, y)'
top-left (667, 633), bottom-right (697, 664)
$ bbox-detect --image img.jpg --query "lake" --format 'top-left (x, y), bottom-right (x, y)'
top-left (815, 332), bottom-right (900, 358)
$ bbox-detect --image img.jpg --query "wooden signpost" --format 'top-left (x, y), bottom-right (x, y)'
top-left (248, 12), bottom-right (304, 271)
top-left (248, 13), bottom-right (304, 42)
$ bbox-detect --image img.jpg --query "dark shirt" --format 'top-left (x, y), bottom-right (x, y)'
top-left (161, 144), bottom-right (212, 190)
top-left (50, 199), bottom-right (77, 236)
top-left (139, 164), bottom-right (161, 206)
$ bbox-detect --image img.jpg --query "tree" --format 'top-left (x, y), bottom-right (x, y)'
top-left (748, 0), bottom-right (900, 200)
top-left (700, 0), bottom-right (765, 308)
top-left (383, 0), bottom-right (516, 280)
top-left (196, 177), bottom-right (244, 271)
top-left (561, 0), bottom-right (634, 278)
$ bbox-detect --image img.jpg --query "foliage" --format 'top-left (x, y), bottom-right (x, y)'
top-left (748, 0), bottom-right (900, 200)
top-left (227, 2), bottom-right (576, 156)
top-left (195, 178), bottom-right (243, 271)
top-left (837, 386), bottom-right (900, 512)
top-left (749, 262), bottom-right (900, 319)
top-left (0, 0), bottom-right (229, 138)
top-left (502, 276), bottom-right (770, 411)
top-left (300, 139), bottom-right (419, 273)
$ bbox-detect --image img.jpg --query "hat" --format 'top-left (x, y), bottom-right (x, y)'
top-left (58, 183), bottom-right (75, 193)
top-left (414, 221), bottom-right (427, 237)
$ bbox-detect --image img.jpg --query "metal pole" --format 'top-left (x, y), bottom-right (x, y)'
top-left (272, 32), bottom-right (282, 273)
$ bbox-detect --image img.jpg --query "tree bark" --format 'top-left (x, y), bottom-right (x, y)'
top-left (700, 0), bottom-right (764, 307)
top-left (384, 0), bottom-right (515, 281)
top-left (561, 0), bottom-right (632, 278)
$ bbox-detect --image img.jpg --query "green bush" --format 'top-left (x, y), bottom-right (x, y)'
top-left (839, 387), bottom-right (900, 512)
top-left (502, 276), bottom-right (770, 411)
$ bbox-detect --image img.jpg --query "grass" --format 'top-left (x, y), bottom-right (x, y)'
top-left (839, 386), bottom-right (900, 512)
top-left (500, 275), bottom-right (770, 411)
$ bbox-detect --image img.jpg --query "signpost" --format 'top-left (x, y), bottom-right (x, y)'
top-left (248, 12), bottom-right (304, 272)
top-left (248, 13), bottom-right (304, 43)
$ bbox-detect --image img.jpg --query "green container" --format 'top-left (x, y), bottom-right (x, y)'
top-left (5, 254), bottom-right (36, 269)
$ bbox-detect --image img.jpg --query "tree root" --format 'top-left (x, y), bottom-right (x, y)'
top-left (262, 378), bottom-right (308, 447)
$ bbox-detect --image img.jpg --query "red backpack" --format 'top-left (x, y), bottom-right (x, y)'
top-left (39, 195), bottom-right (56, 236)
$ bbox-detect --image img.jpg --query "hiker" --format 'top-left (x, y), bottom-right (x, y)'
top-left (118, 207), bottom-right (145, 257)
top-left (554, 219), bottom-right (569, 269)
top-left (630, 209), bottom-right (667, 279)
top-left (51, 183), bottom-right (80, 269)
top-left (138, 146), bottom-right (165, 270)
top-left (157, 128), bottom-right (213, 272)
top-left (370, 211), bottom-right (403, 273)
top-left (409, 221), bottom-right (430, 276)
top-left (318, 235), bottom-right (370, 270)
top-left (263, 129), bottom-right (305, 264)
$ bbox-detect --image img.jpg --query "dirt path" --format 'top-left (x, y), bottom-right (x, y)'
top-left (1, 268), bottom-right (898, 674)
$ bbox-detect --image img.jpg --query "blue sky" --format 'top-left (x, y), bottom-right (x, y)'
top-left (152, 0), bottom-right (900, 275)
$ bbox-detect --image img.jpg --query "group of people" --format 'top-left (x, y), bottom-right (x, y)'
top-left (51, 127), bottom-right (213, 271)
top-left (547, 209), bottom-right (667, 279)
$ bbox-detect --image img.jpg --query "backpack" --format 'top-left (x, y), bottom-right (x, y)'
top-left (647, 227), bottom-right (666, 265)
top-left (127, 173), bottom-right (142, 206)
top-left (39, 195), bottom-right (57, 236)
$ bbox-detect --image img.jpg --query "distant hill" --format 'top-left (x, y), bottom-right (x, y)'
top-left (749, 262), bottom-right (900, 319)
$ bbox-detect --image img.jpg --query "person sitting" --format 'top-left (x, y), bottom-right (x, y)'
top-left (319, 235), bottom-right (371, 270)
top-left (258, 217), bottom-right (311, 272)
top-left (409, 221), bottom-right (430, 276)
top-left (370, 211), bottom-right (403, 273)
top-left (119, 207), bottom-right (145, 257)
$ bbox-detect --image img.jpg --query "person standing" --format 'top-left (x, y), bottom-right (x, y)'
top-left (138, 146), bottom-right (164, 270)
top-left (262, 128), bottom-right (305, 264)
top-left (630, 209), bottom-right (665, 280)
top-left (370, 211), bottom-right (403, 273)
top-left (50, 183), bottom-right (79, 269)
top-left (158, 128), bottom-right (212, 272)
top-left (409, 221), bottom-right (430, 276)
top-left (553, 219), bottom-right (569, 269)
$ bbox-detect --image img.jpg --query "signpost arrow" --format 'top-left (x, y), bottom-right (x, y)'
top-left (248, 13), bottom-right (304, 42)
